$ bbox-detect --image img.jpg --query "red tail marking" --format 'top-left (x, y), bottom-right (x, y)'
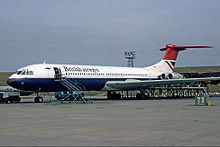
top-left (163, 44), bottom-right (180, 60)
top-left (165, 61), bottom-right (174, 71)
top-left (162, 44), bottom-right (212, 61)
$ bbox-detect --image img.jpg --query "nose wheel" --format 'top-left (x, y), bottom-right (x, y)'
top-left (34, 96), bottom-right (43, 103)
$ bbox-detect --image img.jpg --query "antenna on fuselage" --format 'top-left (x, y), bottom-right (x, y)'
top-left (43, 61), bottom-right (46, 64)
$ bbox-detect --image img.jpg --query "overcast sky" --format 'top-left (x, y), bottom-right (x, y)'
top-left (0, 0), bottom-right (220, 71)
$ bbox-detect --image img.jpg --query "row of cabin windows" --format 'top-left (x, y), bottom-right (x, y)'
top-left (106, 73), bottom-right (148, 77)
top-left (66, 72), bottom-right (105, 76)
top-left (66, 72), bottom-right (148, 77)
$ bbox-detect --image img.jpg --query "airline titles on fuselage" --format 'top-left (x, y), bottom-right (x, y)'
top-left (63, 66), bottom-right (99, 73)
top-left (62, 65), bottom-right (149, 78)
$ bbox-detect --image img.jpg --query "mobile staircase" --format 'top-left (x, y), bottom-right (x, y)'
top-left (53, 68), bottom-right (90, 103)
top-left (55, 77), bottom-right (91, 103)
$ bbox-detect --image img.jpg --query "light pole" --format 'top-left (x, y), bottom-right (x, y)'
top-left (124, 51), bottom-right (136, 67)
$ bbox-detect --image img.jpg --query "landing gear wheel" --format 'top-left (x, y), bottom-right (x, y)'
top-left (136, 93), bottom-right (141, 99)
top-left (34, 96), bottom-right (43, 103)
top-left (107, 91), bottom-right (113, 100)
top-left (140, 93), bottom-right (148, 99)
top-left (107, 91), bottom-right (121, 100)
top-left (16, 97), bottom-right (21, 103)
top-left (116, 93), bottom-right (121, 100)
top-left (136, 93), bottom-right (149, 100)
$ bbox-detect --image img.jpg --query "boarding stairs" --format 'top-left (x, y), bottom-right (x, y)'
top-left (54, 74), bottom-right (87, 103)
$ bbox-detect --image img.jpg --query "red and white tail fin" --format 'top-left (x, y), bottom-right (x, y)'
top-left (149, 44), bottom-right (213, 73)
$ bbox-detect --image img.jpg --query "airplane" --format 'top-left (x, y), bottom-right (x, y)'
top-left (7, 44), bottom-right (220, 103)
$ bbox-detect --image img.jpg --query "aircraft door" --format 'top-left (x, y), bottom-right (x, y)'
top-left (53, 67), bottom-right (62, 79)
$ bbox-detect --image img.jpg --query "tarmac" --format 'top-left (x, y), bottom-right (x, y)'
top-left (0, 96), bottom-right (220, 146)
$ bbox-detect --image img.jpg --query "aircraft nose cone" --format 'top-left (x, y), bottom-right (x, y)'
top-left (7, 78), bottom-right (12, 86)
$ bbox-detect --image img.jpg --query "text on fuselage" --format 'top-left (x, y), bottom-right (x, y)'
top-left (63, 66), bottom-right (99, 73)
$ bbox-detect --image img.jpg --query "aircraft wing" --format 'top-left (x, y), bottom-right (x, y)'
top-left (104, 77), bottom-right (220, 91)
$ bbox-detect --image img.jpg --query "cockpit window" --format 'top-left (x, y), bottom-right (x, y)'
top-left (16, 70), bottom-right (22, 75)
top-left (21, 70), bottom-right (26, 75)
top-left (16, 69), bottom-right (34, 75)
top-left (26, 70), bottom-right (30, 75)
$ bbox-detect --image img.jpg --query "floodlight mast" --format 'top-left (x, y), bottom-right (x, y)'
top-left (124, 51), bottom-right (136, 67)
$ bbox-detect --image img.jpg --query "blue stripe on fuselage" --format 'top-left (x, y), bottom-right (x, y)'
top-left (10, 78), bottom-right (157, 92)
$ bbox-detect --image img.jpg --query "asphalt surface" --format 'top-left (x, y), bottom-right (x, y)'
top-left (0, 97), bottom-right (220, 146)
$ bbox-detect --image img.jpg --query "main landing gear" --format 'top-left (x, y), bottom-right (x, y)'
top-left (136, 93), bottom-right (149, 99)
top-left (34, 96), bottom-right (43, 103)
top-left (136, 89), bottom-right (149, 99)
top-left (107, 91), bottom-right (121, 100)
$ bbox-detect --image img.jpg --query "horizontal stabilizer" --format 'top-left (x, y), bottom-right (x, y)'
top-left (160, 44), bottom-right (213, 51)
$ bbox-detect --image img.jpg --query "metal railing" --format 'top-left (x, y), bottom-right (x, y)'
top-left (54, 73), bottom-right (87, 102)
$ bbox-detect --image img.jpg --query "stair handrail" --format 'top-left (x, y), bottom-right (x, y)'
top-left (61, 74), bottom-right (86, 91)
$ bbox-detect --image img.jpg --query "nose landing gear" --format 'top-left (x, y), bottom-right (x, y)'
top-left (34, 96), bottom-right (43, 103)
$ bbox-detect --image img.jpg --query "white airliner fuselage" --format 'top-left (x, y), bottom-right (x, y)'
top-left (7, 61), bottom-right (181, 92)
top-left (8, 44), bottom-right (216, 102)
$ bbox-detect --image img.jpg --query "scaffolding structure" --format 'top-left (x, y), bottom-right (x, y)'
top-left (120, 83), bottom-right (210, 105)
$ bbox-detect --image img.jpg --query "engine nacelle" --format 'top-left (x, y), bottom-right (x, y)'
top-left (158, 72), bottom-right (183, 80)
